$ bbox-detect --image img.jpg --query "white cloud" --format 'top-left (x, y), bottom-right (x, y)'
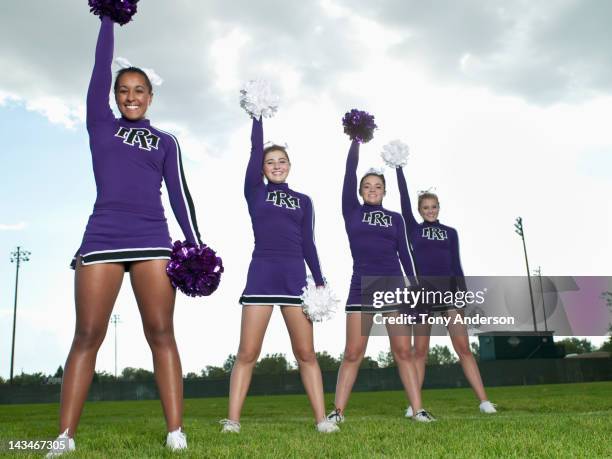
top-left (156, 121), bottom-right (212, 161)
top-left (25, 97), bottom-right (84, 129)
top-left (334, 0), bottom-right (612, 104)
top-left (0, 90), bottom-right (21, 106)
top-left (0, 222), bottom-right (27, 231)
top-left (209, 25), bottom-right (252, 92)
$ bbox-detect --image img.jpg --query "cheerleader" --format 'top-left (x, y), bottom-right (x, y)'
top-left (48, 8), bottom-right (203, 455)
top-left (395, 166), bottom-right (497, 416)
top-left (327, 116), bottom-right (435, 424)
top-left (220, 112), bottom-right (338, 434)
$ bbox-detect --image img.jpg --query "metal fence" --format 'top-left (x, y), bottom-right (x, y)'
top-left (1, 358), bottom-right (610, 405)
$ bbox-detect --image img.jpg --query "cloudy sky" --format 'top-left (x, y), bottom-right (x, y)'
top-left (1, 0), bottom-right (610, 378)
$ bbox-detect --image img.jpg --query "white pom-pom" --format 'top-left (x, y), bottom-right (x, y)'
top-left (300, 276), bottom-right (339, 322)
top-left (240, 79), bottom-right (279, 119)
top-left (381, 140), bottom-right (410, 168)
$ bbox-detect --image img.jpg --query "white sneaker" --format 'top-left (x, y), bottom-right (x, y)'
top-left (45, 429), bottom-right (75, 457)
top-left (479, 400), bottom-right (497, 414)
top-left (326, 408), bottom-right (345, 424)
top-left (413, 409), bottom-right (436, 422)
top-left (405, 406), bottom-right (413, 418)
top-left (316, 419), bottom-right (340, 433)
top-left (219, 419), bottom-right (241, 433)
top-left (165, 427), bottom-right (187, 451)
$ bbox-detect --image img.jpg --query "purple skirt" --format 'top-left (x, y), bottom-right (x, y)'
top-left (71, 209), bottom-right (172, 269)
top-left (239, 256), bottom-right (307, 306)
top-left (345, 272), bottom-right (410, 313)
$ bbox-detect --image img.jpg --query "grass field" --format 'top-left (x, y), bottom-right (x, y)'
top-left (1, 382), bottom-right (611, 458)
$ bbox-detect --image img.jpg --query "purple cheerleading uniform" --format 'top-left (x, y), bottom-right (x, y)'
top-left (396, 167), bottom-right (465, 312)
top-left (239, 118), bottom-right (324, 306)
top-left (71, 17), bottom-right (201, 268)
top-left (342, 142), bottom-right (417, 313)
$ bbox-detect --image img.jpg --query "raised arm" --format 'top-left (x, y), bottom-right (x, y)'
top-left (302, 196), bottom-right (325, 286)
top-left (396, 214), bottom-right (418, 285)
top-left (450, 228), bottom-right (467, 291)
top-left (86, 16), bottom-right (115, 126)
top-left (396, 167), bottom-right (418, 231)
top-left (163, 133), bottom-right (203, 245)
top-left (342, 141), bottom-right (361, 216)
top-left (244, 117), bottom-right (264, 197)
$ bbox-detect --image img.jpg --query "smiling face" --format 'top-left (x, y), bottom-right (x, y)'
top-left (114, 71), bottom-right (153, 121)
top-left (359, 174), bottom-right (385, 206)
top-left (263, 148), bottom-right (291, 183)
top-left (418, 196), bottom-right (440, 223)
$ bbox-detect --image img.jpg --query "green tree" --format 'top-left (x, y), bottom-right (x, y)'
top-left (555, 338), bottom-right (593, 355)
top-left (602, 291), bottom-right (612, 336)
top-left (360, 356), bottom-right (379, 369)
top-left (92, 371), bottom-right (115, 383)
top-left (601, 291), bottom-right (612, 308)
top-left (223, 354), bottom-right (237, 372)
top-left (427, 345), bottom-right (457, 365)
top-left (597, 336), bottom-right (612, 353)
top-left (11, 372), bottom-right (48, 385)
top-left (254, 353), bottom-right (291, 375)
top-left (121, 367), bottom-right (154, 381)
top-left (184, 372), bottom-right (200, 380)
top-left (53, 366), bottom-right (64, 378)
top-left (316, 351), bottom-right (341, 371)
top-left (377, 350), bottom-right (396, 368)
top-left (470, 341), bottom-right (480, 362)
top-left (204, 366), bottom-right (227, 379)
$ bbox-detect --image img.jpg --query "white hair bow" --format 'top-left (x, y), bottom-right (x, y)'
top-left (417, 186), bottom-right (437, 196)
top-left (264, 140), bottom-right (289, 149)
top-left (365, 167), bottom-right (385, 176)
top-left (114, 57), bottom-right (163, 86)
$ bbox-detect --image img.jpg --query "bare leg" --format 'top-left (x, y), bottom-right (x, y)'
top-left (227, 306), bottom-right (274, 422)
top-left (58, 260), bottom-right (124, 436)
top-left (333, 313), bottom-right (374, 413)
top-left (413, 323), bottom-right (432, 392)
top-left (130, 260), bottom-right (182, 432)
top-left (445, 309), bottom-right (488, 401)
top-left (385, 313), bottom-right (422, 412)
top-left (281, 307), bottom-right (326, 422)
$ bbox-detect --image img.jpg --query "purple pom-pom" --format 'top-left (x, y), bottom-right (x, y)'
top-left (166, 241), bottom-right (224, 297)
top-left (342, 109), bottom-right (378, 143)
top-left (88, 0), bottom-right (139, 26)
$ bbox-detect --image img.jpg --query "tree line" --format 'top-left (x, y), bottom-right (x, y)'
top-left (2, 338), bottom-right (610, 385)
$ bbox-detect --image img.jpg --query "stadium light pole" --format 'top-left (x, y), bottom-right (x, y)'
top-left (110, 314), bottom-right (121, 378)
top-left (9, 246), bottom-right (31, 384)
top-left (533, 266), bottom-right (548, 332)
top-left (514, 217), bottom-right (537, 332)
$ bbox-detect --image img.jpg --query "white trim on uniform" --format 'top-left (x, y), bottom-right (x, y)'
top-left (81, 256), bottom-right (170, 265)
top-left (242, 302), bottom-right (303, 306)
top-left (240, 294), bottom-right (303, 298)
top-left (156, 127), bottom-right (198, 243)
top-left (397, 213), bottom-right (418, 284)
top-left (307, 194), bottom-right (324, 279)
top-left (81, 247), bottom-right (171, 256)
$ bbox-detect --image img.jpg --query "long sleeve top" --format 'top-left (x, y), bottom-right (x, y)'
top-left (86, 16), bottom-right (201, 245)
top-left (244, 118), bottom-right (324, 286)
top-left (342, 141), bottom-right (416, 279)
top-left (396, 167), bottom-right (465, 289)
